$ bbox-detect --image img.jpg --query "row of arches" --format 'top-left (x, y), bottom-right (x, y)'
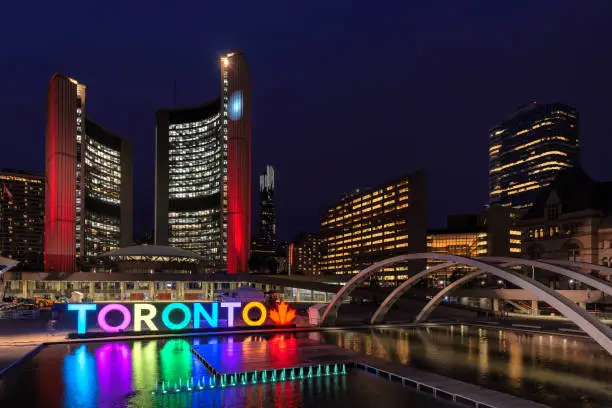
top-left (319, 254), bottom-right (612, 356)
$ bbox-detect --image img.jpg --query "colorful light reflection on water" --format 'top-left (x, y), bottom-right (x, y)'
top-left (0, 335), bottom-right (450, 408)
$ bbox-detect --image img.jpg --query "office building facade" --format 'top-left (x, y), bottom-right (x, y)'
top-left (155, 52), bottom-right (251, 273)
top-left (427, 207), bottom-right (521, 284)
top-left (0, 170), bottom-right (44, 270)
top-left (257, 165), bottom-right (276, 249)
top-left (45, 73), bottom-right (133, 273)
top-left (489, 102), bottom-right (579, 215)
top-left (320, 171), bottom-right (426, 281)
top-left (290, 232), bottom-right (323, 275)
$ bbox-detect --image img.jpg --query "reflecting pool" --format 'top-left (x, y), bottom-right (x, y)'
top-left (0, 335), bottom-right (453, 408)
top-left (319, 325), bottom-right (612, 408)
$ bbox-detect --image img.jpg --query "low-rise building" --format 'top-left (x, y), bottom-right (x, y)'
top-left (427, 206), bottom-right (521, 285)
top-left (519, 167), bottom-right (612, 265)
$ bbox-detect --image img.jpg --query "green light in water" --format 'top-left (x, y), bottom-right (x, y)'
top-left (342, 364), bottom-right (347, 375)
top-left (317, 365), bottom-right (322, 376)
top-left (308, 366), bottom-right (313, 378)
top-left (333, 364), bottom-right (339, 375)
top-left (252, 371), bottom-right (258, 384)
top-left (325, 365), bottom-right (330, 376)
top-left (271, 370), bottom-right (277, 382)
top-left (262, 371), bottom-right (268, 382)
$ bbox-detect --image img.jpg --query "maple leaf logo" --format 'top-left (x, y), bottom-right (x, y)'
top-left (269, 300), bottom-right (296, 325)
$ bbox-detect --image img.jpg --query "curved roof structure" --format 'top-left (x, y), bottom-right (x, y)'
top-left (100, 245), bottom-right (202, 260)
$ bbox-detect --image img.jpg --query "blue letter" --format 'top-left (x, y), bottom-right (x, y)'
top-left (67, 304), bottom-right (97, 334)
top-left (194, 303), bottom-right (218, 329)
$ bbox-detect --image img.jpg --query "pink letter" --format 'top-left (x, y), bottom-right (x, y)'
top-left (98, 304), bottom-right (131, 333)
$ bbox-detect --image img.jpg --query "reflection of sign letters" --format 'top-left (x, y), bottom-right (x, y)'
top-left (68, 301), bottom-right (294, 335)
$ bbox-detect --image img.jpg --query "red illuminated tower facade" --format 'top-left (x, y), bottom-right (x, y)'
top-left (223, 52), bottom-right (251, 274)
top-left (155, 52), bottom-right (251, 273)
top-left (44, 74), bottom-right (84, 273)
top-left (45, 74), bottom-right (133, 273)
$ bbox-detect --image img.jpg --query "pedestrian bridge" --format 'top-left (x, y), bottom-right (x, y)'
top-left (318, 254), bottom-right (612, 357)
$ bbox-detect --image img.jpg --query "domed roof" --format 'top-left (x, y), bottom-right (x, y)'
top-left (100, 245), bottom-right (202, 260)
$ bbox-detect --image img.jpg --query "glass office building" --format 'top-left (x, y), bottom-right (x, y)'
top-left (81, 119), bottom-right (133, 262)
top-left (155, 52), bottom-right (251, 273)
top-left (489, 102), bottom-right (579, 215)
top-left (45, 73), bottom-right (133, 273)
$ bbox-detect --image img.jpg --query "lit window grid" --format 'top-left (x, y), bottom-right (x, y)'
top-left (488, 109), bottom-right (578, 211)
top-left (0, 174), bottom-right (44, 260)
top-left (84, 137), bottom-right (122, 206)
top-left (427, 232), bottom-right (488, 258)
top-left (168, 117), bottom-right (223, 200)
top-left (169, 209), bottom-right (225, 267)
top-left (320, 180), bottom-right (412, 275)
top-left (83, 212), bottom-right (121, 256)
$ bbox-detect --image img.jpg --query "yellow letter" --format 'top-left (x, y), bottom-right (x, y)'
top-left (242, 302), bottom-right (267, 326)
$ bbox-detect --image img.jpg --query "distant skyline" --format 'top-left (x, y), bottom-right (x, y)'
top-left (2, 1), bottom-right (612, 241)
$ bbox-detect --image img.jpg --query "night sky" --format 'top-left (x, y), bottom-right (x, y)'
top-left (2, 1), bottom-right (612, 241)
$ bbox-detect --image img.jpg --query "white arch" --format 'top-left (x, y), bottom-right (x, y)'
top-left (319, 253), bottom-right (612, 357)
top-left (370, 261), bottom-right (455, 324)
top-left (540, 259), bottom-right (612, 276)
top-left (0, 256), bottom-right (18, 301)
top-left (0, 256), bottom-right (18, 276)
top-left (479, 257), bottom-right (612, 296)
top-left (415, 270), bottom-right (483, 322)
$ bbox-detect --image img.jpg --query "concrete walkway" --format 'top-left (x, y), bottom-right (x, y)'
top-left (355, 354), bottom-right (549, 408)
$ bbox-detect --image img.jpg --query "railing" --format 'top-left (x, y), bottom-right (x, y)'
top-left (354, 362), bottom-right (496, 408)
top-left (0, 309), bottom-right (40, 320)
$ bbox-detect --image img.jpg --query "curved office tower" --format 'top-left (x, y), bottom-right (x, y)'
top-left (155, 52), bottom-right (251, 273)
top-left (45, 73), bottom-right (133, 273)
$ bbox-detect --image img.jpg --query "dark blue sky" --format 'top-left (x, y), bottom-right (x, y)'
top-left (2, 1), bottom-right (612, 241)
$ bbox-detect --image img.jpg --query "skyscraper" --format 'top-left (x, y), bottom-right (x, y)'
top-left (0, 169), bottom-right (44, 270)
top-left (489, 102), bottom-right (579, 215)
top-left (258, 165), bottom-right (276, 249)
top-left (155, 51), bottom-right (251, 273)
top-left (45, 73), bottom-right (133, 273)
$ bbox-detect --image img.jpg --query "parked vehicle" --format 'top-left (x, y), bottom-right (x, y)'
top-left (34, 297), bottom-right (55, 308)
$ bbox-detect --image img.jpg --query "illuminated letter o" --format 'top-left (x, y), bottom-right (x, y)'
top-left (98, 304), bottom-right (131, 333)
top-left (242, 302), bottom-right (267, 326)
top-left (161, 303), bottom-right (192, 330)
